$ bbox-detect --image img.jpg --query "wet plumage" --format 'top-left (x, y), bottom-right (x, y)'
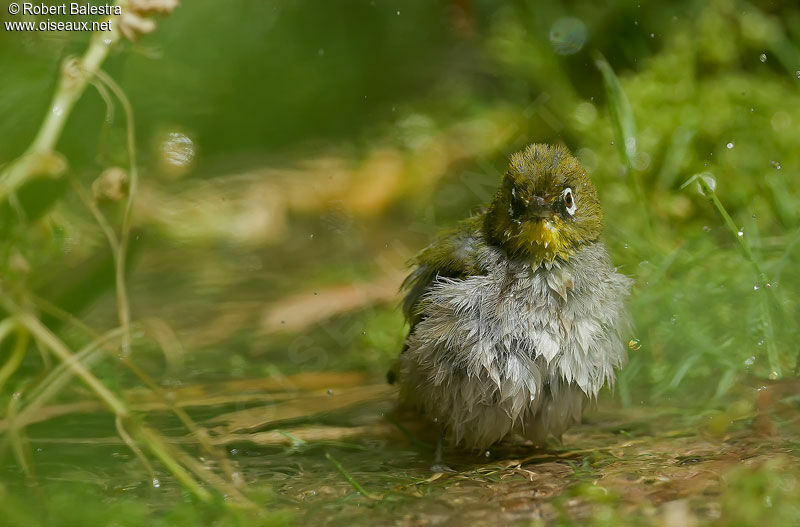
top-left (391, 144), bottom-right (631, 450)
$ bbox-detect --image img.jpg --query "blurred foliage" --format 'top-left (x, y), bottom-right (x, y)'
top-left (717, 457), bottom-right (800, 526)
top-left (1, 0), bottom-right (798, 405)
top-left (0, 481), bottom-right (293, 527)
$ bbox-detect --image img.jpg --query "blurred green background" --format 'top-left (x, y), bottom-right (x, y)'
top-left (1, 0), bottom-right (799, 525)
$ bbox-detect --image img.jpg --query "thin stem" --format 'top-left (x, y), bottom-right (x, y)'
top-left (0, 318), bottom-right (17, 343)
top-left (0, 8), bottom-right (124, 202)
top-left (92, 69), bottom-right (137, 357)
top-left (116, 415), bottom-right (156, 483)
top-left (325, 452), bottom-right (379, 500)
top-left (0, 319), bottom-right (23, 395)
top-left (695, 178), bottom-right (764, 280)
top-left (13, 328), bottom-right (123, 430)
top-left (24, 293), bottom-right (239, 487)
top-left (694, 177), bottom-right (786, 376)
top-left (12, 311), bottom-right (129, 418)
top-left (121, 357), bottom-right (240, 485)
top-left (165, 442), bottom-right (256, 508)
top-left (2, 304), bottom-right (213, 502)
top-left (135, 425), bottom-right (213, 502)
top-left (0, 327), bottom-right (29, 401)
top-left (72, 177), bottom-right (120, 252)
top-left (6, 395), bottom-right (33, 477)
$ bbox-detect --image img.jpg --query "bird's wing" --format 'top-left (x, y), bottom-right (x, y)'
top-left (400, 216), bottom-right (489, 329)
top-left (388, 217), bottom-right (489, 385)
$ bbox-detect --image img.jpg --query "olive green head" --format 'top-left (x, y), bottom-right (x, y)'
top-left (484, 144), bottom-right (603, 264)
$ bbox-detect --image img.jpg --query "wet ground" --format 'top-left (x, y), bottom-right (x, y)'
top-left (10, 371), bottom-right (799, 526)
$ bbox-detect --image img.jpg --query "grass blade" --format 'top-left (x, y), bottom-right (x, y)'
top-left (325, 452), bottom-right (379, 500)
top-left (594, 52), bottom-right (636, 169)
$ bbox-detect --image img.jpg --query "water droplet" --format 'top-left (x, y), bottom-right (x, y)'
top-left (485, 450), bottom-right (491, 458)
top-left (327, 389), bottom-right (334, 396)
top-left (759, 53), bottom-right (767, 63)
top-left (549, 17), bottom-right (587, 55)
top-left (750, 107), bottom-right (755, 112)
top-left (737, 229), bottom-right (744, 237)
top-left (650, 33), bottom-right (655, 38)
top-left (769, 371), bottom-right (778, 380)
top-left (624, 243), bottom-right (629, 249)
top-left (152, 478), bottom-right (161, 488)
top-left (703, 225), bottom-right (712, 232)
top-left (628, 338), bottom-right (642, 351)
top-left (770, 160), bottom-right (782, 170)
top-left (159, 131), bottom-right (195, 175)
top-left (52, 105), bottom-right (64, 117)
top-left (796, 70), bottom-right (800, 79)
top-left (744, 356), bottom-right (755, 366)
top-left (309, 233), bottom-right (315, 239)
top-left (396, 10), bottom-right (400, 15)
top-left (753, 284), bottom-right (760, 290)
top-left (757, 340), bottom-right (764, 346)
top-left (726, 142), bottom-right (734, 149)
top-left (694, 172), bottom-right (716, 195)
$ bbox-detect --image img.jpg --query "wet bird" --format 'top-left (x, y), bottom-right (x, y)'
top-left (389, 144), bottom-right (631, 461)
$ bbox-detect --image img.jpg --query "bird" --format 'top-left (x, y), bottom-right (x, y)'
top-left (388, 143), bottom-right (632, 461)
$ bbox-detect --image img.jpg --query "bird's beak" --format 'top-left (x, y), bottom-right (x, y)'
top-left (526, 195), bottom-right (554, 220)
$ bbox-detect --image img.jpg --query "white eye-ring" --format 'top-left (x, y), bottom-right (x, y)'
top-left (563, 187), bottom-right (576, 215)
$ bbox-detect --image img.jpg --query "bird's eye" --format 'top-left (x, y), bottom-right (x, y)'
top-left (563, 187), bottom-right (576, 216)
top-left (510, 187), bottom-right (527, 218)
